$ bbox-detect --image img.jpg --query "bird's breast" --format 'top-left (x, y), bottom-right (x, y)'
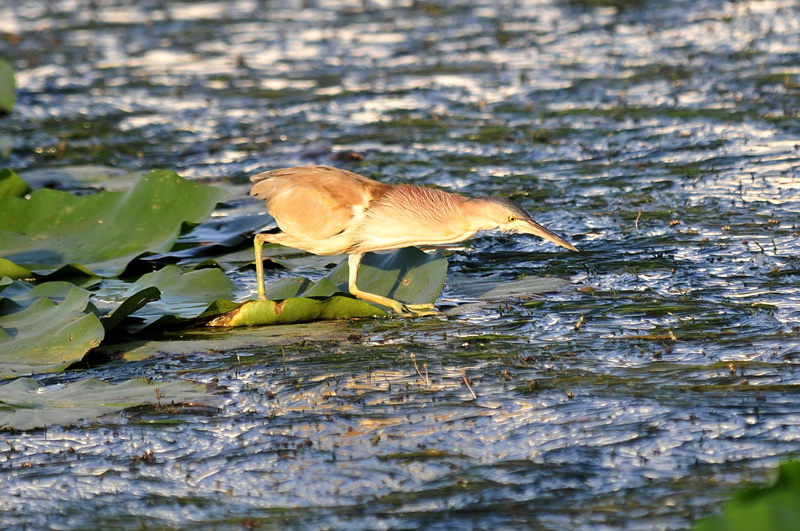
top-left (352, 216), bottom-right (478, 253)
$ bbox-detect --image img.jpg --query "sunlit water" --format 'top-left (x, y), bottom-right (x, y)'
top-left (2, 0), bottom-right (800, 528)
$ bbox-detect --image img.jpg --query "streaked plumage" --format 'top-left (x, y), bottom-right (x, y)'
top-left (250, 165), bottom-right (577, 314)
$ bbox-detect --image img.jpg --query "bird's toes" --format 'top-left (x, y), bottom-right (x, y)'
top-left (405, 302), bottom-right (437, 310)
top-left (401, 303), bottom-right (439, 317)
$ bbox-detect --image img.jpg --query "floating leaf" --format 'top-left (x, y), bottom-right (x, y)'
top-left (0, 282), bottom-right (104, 379)
top-left (263, 247), bottom-right (447, 303)
top-left (101, 286), bottom-right (161, 332)
top-left (0, 258), bottom-right (32, 280)
top-left (264, 276), bottom-right (315, 300)
top-left (207, 296), bottom-right (385, 326)
top-left (0, 57), bottom-right (14, 113)
top-left (324, 247), bottom-right (448, 305)
top-left (209, 247), bottom-right (447, 326)
top-left (0, 168), bottom-right (29, 200)
top-left (0, 169), bottom-right (226, 276)
top-left (447, 273), bottom-right (569, 300)
top-left (121, 265), bottom-right (241, 330)
top-left (694, 461), bottom-right (800, 531)
top-left (126, 265), bottom-right (238, 306)
top-left (144, 213), bottom-right (272, 266)
top-left (0, 377), bottom-right (214, 431)
top-left (176, 213), bottom-right (270, 246)
top-left (92, 320), bottom-right (358, 362)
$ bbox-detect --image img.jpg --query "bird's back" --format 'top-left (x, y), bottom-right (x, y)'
top-left (250, 166), bottom-right (389, 242)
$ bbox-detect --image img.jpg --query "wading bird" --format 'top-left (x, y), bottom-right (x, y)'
top-left (250, 166), bottom-right (578, 314)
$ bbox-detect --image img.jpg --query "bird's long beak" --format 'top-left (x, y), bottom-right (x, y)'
top-left (521, 218), bottom-right (579, 252)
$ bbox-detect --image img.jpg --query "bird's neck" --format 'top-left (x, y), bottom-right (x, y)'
top-left (461, 198), bottom-right (500, 233)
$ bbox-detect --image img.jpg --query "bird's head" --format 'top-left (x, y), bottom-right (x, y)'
top-left (470, 197), bottom-right (579, 252)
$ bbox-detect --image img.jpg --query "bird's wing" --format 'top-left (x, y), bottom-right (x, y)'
top-left (250, 166), bottom-right (387, 241)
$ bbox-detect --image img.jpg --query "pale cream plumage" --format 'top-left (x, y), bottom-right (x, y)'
top-left (250, 165), bottom-right (577, 314)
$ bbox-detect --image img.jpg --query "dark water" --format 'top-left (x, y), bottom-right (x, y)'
top-left (2, 0), bottom-right (800, 528)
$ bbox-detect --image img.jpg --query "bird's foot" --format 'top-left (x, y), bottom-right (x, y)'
top-left (344, 297), bottom-right (438, 317)
top-left (370, 300), bottom-right (439, 317)
top-left (398, 302), bottom-right (439, 317)
top-left (349, 288), bottom-right (438, 316)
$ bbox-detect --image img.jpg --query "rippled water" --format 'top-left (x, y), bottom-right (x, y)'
top-left (2, 0), bottom-right (800, 528)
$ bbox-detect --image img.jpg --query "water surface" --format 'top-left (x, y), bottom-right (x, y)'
top-left (1, 0), bottom-right (799, 528)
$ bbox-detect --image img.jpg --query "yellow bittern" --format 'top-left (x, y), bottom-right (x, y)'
top-left (250, 165), bottom-right (578, 314)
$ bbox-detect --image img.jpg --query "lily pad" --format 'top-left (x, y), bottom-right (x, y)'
top-left (0, 258), bottom-right (32, 280)
top-left (176, 213), bottom-right (270, 246)
top-left (694, 460), bottom-right (800, 531)
top-left (0, 169), bottom-right (29, 199)
top-left (144, 213), bottom-right (272, 267)
top-left (326, 248), bottom-right (448, 305)
top-left (100, 286), bottom-right (161, 332)
top-left (265, 247), bottom-right (447, 303)
top-left (264, 276), bottom-right (316, 300)
top-left (92, 320), bottom-right (361, 362)
top-left (0, 169), bottom-right (226, 276)
top-left (447, 273), bottom-right (569, 300)
top-left (0, 278), bottom-right (157, 376)
top-left (207, 296), bottom-right (385, 326)
top-left (0, 377), bottom-right (214, 431)
top-left (121, 265), bottom-right (241, 330)
top-left (0, 57), bottom-right (14, 113)
top-left (210, 247), bottom-right (448, 326)
top-left (0, 281), bottom-right (104, 379)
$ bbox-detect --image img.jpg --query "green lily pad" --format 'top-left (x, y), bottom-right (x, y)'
top-left (264, 276), bottom-right (316, 300)
top-left (0, 258), bottom-right (33, 280)
top-left (0, 169), bottom-right (29, 200)
top-left (101, 286), bottom-right (161, 332)
top-left (325, 247), bottom-right (448, 305)
top-left (0, 169), bottom-right (225, 276)
top-left (144, 213), bottom-right (272, 266)
top-left (0, 282), bottom-right (104, 379)
top-left (0, 57), bottom-right (14, 113)
top-left (0, 276), bottom-right (14, 292)
top-left (177, 213), bottom-right (270, 246)
top-left (208, 296), bottom-right (385, 326)
top-left (447, 273), bottom-right (569, 299)
top-left (0, 377), bottom-right (214, 431)
top-left (694, 461), bottom-right (800, 531)
top-left (264, 247), bottom-right (447, 303)
top-left (121, 265), bottom-right (241, 330)
top-left (92, 320), bottom-right (360, 362)
top-left (126, 265), bottom-right (238, 308)
top-left (210, 247), bottom-right (447, 326)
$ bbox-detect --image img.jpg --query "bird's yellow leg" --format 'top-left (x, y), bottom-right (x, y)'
top-left (347, 254), bottom-right (438, 316)
top-left (254, 234), bottom-right (269, 300)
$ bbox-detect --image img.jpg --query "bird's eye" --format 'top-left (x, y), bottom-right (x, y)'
top-left (507, 215), bottom-right (517, 223)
